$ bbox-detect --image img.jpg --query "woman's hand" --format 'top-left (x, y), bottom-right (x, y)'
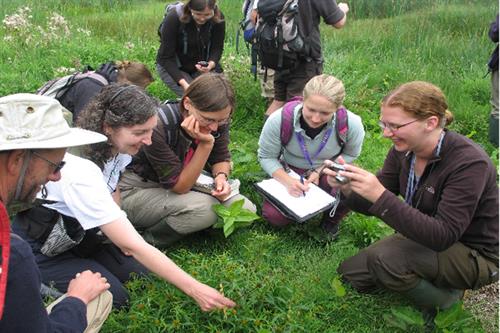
top-left (181, 115), bottom-right (215, 144)
top-left (188, 281), bottom-right (236, 312)
top-left (285, 177), bottom-right (309, 197)
top-left (212, 174), bottom-right (231, 201)
top-left (305, 169), bottom-right (320, 185)
top-left (324, 160), bottom-right (385, 203)
top-left (195, 61), bottom-right (215, 73)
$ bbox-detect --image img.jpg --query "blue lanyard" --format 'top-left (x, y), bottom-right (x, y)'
top-left (405, 131), bottom-right (445, 205)
top-left (295, 128), bottom-right (333, 168)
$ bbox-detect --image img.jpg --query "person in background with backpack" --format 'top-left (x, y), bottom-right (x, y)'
top-left (325, 81), bottom-right (498, 322)
top-left (262, 0), bottom-right (349, 117)
top-left (240, 0), bottom-right (275, 104)
top-left (39, 60), bottom-right (154, 123)
top-left (257, 74), bottom-right (364, 238)
top-left (12, 84), bottom-right (236, 312)
top-left (156, 0), bottom-right (225, 97)
top-left (61, 61), bottom-right (154, 122)
top-left (488, 14), bottom-right (498, 146)
top-left (119, 73), bottom-right (256, 247)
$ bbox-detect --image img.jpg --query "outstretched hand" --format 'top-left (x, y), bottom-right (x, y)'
top-left (189, 282), bottom-right (236, 312)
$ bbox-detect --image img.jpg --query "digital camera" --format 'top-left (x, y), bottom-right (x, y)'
top-left (327, 162), bottom-right (349, 184)
top-left (198, 61), bottom-right (209, 67)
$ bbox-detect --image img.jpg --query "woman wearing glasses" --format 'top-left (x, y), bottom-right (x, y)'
top-left (13, 84), bottom-right (236, 311)
top-left (119, 73), bottom-right (255, 247)
top-left (324, 81), bottom-right (498, 316)
top-left (157, 0), bottom-right (225, 97)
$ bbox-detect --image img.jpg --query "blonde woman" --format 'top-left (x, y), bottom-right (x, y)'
top-left (257, 74), bottom-right (365, 238)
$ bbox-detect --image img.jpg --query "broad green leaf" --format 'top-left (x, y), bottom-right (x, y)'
top-left (330, 277), bottom-right (346, 297)
top-left (383, 313), bottom-right (408, 331)
top-left (223, 218), bottom-right (236, 238)
top-left (390, 306), bottom-right (425, 326)
top-left (228, 199), bottom-right (245, 215)
top-left (434, 302), bottom-right (463, 329)
top-left (212, 203), bottom-right (231, 217)
top-left (235, 209), bottom-right (260, 222)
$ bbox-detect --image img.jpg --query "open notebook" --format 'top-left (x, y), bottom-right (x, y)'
top-left (255, 171), bottom-right (336, 223)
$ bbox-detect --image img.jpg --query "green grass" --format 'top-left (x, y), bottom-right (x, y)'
top-left (1, 1), bottom-right (498, 332)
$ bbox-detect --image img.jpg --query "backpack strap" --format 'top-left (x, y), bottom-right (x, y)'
top-left (280, 95), bottom-right (303, 146)
top-left (334, 107), bottom-right (349, 157)
top-left (158, 100), bottom-right (182, 148)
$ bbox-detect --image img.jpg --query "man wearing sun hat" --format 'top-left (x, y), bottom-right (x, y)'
top-left (0, 94), bottom-right (112, 332)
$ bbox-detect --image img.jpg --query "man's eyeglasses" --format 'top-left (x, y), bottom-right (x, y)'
top-left (378, 119), bottom-right (419, 132)
top-left (31, 151), bottom-right (66, 174)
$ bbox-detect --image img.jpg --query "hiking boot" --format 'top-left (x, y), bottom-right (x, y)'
top-left (403, 279), bottom-right (465, 311)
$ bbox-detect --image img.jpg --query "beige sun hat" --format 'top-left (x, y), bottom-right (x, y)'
top-left (0, 93), bottom-right (106, 151)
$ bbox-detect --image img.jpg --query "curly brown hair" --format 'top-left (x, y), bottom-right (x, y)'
top-left (76, 83), bottom-right (159, 169)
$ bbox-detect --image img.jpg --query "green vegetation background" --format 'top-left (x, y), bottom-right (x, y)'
top-left (1, 0), bottom-right (498, 332)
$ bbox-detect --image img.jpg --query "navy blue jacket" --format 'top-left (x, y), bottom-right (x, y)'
top-left (0, 234), bottom-right (87, 333)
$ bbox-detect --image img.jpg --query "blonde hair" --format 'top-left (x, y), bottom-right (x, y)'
top-left (382, 81), bottom-right (454, 127)
top-left (303, 74), bottom-right (345, 109)
top-left (115, 61), bottom-right (154, 89)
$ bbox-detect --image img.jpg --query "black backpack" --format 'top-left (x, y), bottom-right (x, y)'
top-left (254, 0), bottom-right (309, 71)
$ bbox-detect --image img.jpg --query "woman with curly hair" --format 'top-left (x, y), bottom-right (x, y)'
top-left (13, 84), bottom-right (236, 311)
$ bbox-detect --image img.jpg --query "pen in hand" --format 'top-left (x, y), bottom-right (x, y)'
top-left (300, 175), bottom-right (306, 197)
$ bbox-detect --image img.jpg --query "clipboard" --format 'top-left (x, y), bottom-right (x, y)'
top-left (254, 174), bottom-right (336, 223)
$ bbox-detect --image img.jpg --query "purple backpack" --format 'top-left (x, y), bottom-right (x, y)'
top-left (280, 96), bottom-right (349, 157)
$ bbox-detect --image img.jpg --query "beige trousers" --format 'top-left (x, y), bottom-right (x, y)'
top-left (46, 290), bottom-right (113, 333)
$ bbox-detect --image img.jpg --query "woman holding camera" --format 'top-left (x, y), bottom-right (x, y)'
top-left (119, 73), bottom-right (255, 248)
top-left (325, 81), bottom-right (498, 314)
top-left (257, 74), bottom-right (365, 238)
top-left (13, 84), bottom-right (236, 311)
top-left (156, 0), bottom-right (225, 97)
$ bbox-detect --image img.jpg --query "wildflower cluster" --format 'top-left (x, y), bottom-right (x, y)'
top-left (2, 6), bottom-right (91, 46)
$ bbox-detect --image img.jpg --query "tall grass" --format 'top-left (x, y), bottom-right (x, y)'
top-left (1, 1), bottom-right (498, 332)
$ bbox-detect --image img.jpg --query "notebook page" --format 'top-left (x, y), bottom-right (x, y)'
top-left (256, 178), bottom-right (336, 218)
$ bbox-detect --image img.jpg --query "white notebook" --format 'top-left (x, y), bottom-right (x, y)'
top-left (255, 171), bottom-right (336, 222)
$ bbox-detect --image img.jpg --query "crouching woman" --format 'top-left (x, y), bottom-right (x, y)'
top-left (119, 73), bottom-right (256, 248)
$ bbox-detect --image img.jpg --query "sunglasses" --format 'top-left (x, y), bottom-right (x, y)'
top-left (31, 151), bottom-right (66, 174)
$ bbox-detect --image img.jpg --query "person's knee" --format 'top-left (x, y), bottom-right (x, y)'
top-left (108, 283), bottom-right (130, 309)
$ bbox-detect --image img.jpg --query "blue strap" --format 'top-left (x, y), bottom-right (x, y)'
top-left (295, 128), bottom-right (333, 168)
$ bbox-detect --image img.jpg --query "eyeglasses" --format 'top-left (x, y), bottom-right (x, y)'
top-left (31, 151), bottom-right (66, 174)
top-left (378, 119), bottom-right (419, 132)
top-left (190, 9), bottom-right (214, 20)
top-left (194, 110), bottom-right (231, 126)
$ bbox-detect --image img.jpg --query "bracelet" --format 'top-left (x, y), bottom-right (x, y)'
top-left (213, 171), bottom-right (228, 180)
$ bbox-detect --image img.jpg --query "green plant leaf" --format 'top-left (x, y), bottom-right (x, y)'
top-left (383, 313), bottom-right (408, 331)
top-left (234, 210), bottom-right (260, 222)
top-left (434, 302), bottom-right (464, 329)
top-left (330, 277), bottom-right (346, 297)
top-left (389, 306), bottom-right (425, 326)
top-left (223, 217), bottom-right (236, 238)
top-left (229, 198), bottom-right (245, 215)
top-left (212, 203), bottom-right (231, 217)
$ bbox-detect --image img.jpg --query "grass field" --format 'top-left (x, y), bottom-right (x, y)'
top-left (1, 1), bottom-right (498, 332)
